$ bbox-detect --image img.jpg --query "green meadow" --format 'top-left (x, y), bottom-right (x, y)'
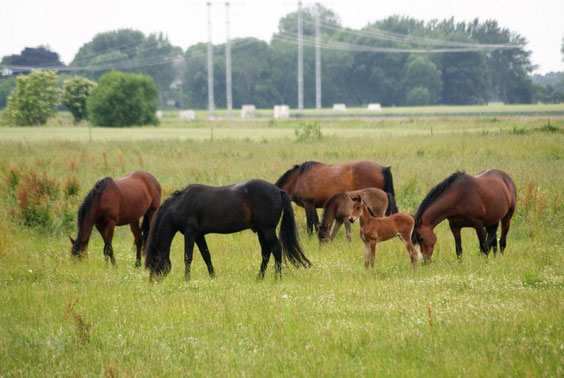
top-left (0, 116), bottom-right (563, 376)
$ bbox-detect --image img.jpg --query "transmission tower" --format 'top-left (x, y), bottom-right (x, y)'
top-left (207, 1), bottom-right (215, 117)
top-left (315, 2), bottom-right (321, 110)
top-left (225, 2), bottom-right (233, 117)
top-left (297, 1), bottom-right (303, 112)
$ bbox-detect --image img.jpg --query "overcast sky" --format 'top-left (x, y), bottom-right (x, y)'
top-left (1, 0), bottom-right (562, 74)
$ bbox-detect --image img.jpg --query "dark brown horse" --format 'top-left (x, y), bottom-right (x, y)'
top-left (318, 188), bottom-right (392, 243)
top-left (145, 179), bottom-right (310, 281)
top-left (69, 171), bottom-right (161, 267)
top-left (275, 161), bottom-right (398, 234)
top-left (412, 169), bottom-right (516, 261)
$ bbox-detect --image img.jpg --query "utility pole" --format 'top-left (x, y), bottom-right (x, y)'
top-left (207, 1), bottom-right (215, 118)
top-left (315, 2), bottom-right (321, 111)
top-left (225, 2), bottom-right (233, 117)
top-left (297, 1), bottom-right (303, 112)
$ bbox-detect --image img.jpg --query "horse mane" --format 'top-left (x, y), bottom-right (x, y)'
top-left (275, 161), bottom-right (320, 188)
top-left (414, 171), bottom-right (466, 225)
top-left (76, 178), bottom-right (110, 229)
top-left (144, 188), bottom-right (184, 257)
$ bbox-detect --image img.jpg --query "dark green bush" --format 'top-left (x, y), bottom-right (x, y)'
top-left (62, 77), bottom-right (96, 123)
top-left (87, 71), bottom-right (159, 127)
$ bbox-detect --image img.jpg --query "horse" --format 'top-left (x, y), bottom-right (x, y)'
top-left (275, 161), bottom-right (398, 234)
top-left (144, 179), bottom-right (311, 281)
top-left (348, 195), bottom-right (419, 268)
top-left (69, 171), bottom-right (162, 267)
top-left (411, 169), bottom-right (517, 262)
top-left (318, 188), bottom-right (393, 243)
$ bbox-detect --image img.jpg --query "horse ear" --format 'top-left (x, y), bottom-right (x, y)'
top-left (69, 236), bottom-right (75, 245)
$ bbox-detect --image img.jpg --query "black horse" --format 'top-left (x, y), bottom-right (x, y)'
top-left (145, 179), bottom-right (311, 280)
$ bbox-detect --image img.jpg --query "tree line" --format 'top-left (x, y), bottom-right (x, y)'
top-left (1, 6), bottom-right (563, 109)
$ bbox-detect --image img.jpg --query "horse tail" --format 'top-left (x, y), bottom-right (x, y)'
top-left (382, 166), bottom-right (398, 215)
top-left (386, 192), bottom-right (398, 217)
top-left (279, 190), bottom-right (311, 268)
top-left (140, 212), bottom-right (151, 255)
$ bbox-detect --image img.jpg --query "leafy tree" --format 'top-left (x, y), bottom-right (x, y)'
top-left (87, 71), bottom-right (158, 126)
top-left (401, 56), bottom-right (442, 104)
top-left (3, 70), bottom-right (60, 125)
top-left (71, 29), bottom-right (181, 104)
top-left (406, 86), bottom-right (431, 106)
top-left (437, 51), bottom-right (491, 105)
top-left (0, 77), bottom-right (17, 108)
top-left (1, 47), bottom-right (64, 75)
top-left (61, 77), bottom-right (97, 123)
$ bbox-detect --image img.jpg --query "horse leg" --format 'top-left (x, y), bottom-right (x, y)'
top-left (195, 235), bottom-right (215, 278)
top-left (329, 219), bottom-right (342, 241)
top-left (499, 213), bottom-right (513, 257)
top-left (399, 231), bottom-right (418, 269)
top-left (344, 220), bottom-right (352, 243)
top-left (184, 232), bottom-right (196, 281)
top-left (449, 223), bottom-right (463, 260)
top-left (486, 223), bottom-right (499, 257)
top-left (100, 220), bottom-right (116, 266)
top-left (305, 203), bottom-right (320, 235)
top-left (474, 224), bottom-right (488, 256)
top-left (264, 229), bottom-right (282, 279)
top-left (130, 221), bottom-right (143, 268)
top-left (256, 231), bottom-right (271, 280)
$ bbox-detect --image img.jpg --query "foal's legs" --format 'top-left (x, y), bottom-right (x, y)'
top-left (196, 235), bottom-right (215, 278)
top-left (369, 240), bottom-right (377, 268)
top-left (329, 219), bottom-right (343, 241)
top-left (449, 223), bottom-right (463, 259)
top-left (363, 241), bottom-right (371, 268)
top-left (398, 230), bottom-right (418, 268)
top-left (130, 221), bottom-right (143, 268)
top-left (257, 231), bottom-right (272, 280)
top-left (343, 220), bottom-right (352, 243)
top-left (486, 223), bottom-right (499, 257)
top-left (183, 232), bottom-right (196, 281)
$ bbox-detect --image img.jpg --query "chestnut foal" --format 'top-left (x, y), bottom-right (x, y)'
top-left (348, 195), bottom-right (421, 268)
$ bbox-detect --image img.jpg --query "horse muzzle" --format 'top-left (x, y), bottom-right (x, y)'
top-left (349, 217), bottom-right (355, 224)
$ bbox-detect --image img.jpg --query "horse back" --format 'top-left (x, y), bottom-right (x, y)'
top-left (296, 161), bottom-right (385, 206)
top-left (110, 171), bottom-right (159, 225)
top-left (473, 170), bottom-right (516, 219)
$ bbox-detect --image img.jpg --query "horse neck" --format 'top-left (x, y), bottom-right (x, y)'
top-left (321, 200), bottom-right (338, 228)
top-left (77, 198), bottom-right (99, 245)
top-left (279, 173), bottom-right (298, 196)
top-left (419, 197), bottom-right (452, 230)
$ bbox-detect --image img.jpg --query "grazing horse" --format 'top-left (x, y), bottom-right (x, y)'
top-left (348, 196), bottom-right (419, 268)
top-left (144, 179), bottom-right (311, 281)
top-left (69, 171), bottom-right (161, 267)
top-left (412, 170), bottom-right (516, 261)
top-left (275, 161), bottom-right (398, 234)
top-left (318, 188), bottom-right (393, 243)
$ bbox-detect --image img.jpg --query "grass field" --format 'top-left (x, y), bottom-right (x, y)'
top-left (0, 116), bottom-right (563, 376)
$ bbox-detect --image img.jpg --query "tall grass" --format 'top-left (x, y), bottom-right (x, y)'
top-left (0, 119), bottom-right (562, 376)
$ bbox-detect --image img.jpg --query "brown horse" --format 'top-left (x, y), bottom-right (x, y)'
top-left (348, 196), bottom-right (420, 268)
top-left (69, 171), bottom-right (161, 267)
top-left (412, 169), bottom-right (516, 261)
top-left (275, 161), bottom-right (398, 234)
top-left (318, 188), bottom-right (392, 243)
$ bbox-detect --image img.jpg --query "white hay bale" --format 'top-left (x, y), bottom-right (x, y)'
top-left (179, 110), bottom-right (195, 120)
top-left (274, 105), bottom-right (290, 119)
top-left (332, 103), bottom-right (347, 112)
top-left (156, 110), bottom-right (163, 120)
top-left (241, 105), bottom-right (256, 118)
top-left (367, 103), bottom-right (382, 112)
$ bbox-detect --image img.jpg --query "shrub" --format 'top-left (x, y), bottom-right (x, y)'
top-left (87, 71), bottom-right (159, 126)
top-left (0, 77), bottom-right (17, 109)
top-left (295, 122), bottom-right (323, 142)
top-left (3, 70), bottom-right (60, 125)
top-left (61, 77), bottom-right (96, 123)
